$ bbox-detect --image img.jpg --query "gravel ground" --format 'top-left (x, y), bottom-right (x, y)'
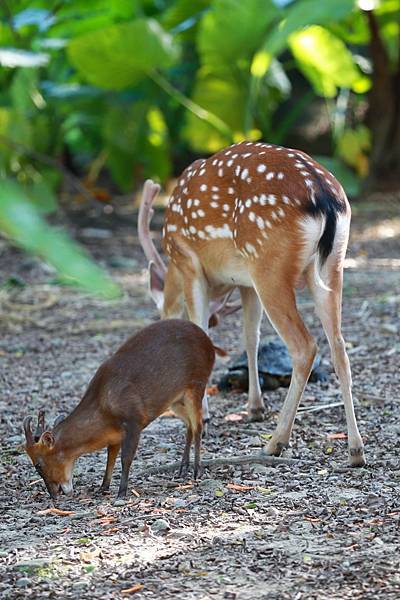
top-left (0, 193), bottom-right (399, 599)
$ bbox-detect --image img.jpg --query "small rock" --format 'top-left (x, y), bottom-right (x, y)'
top-left (199, 479), bottom-right (224, 491)
top-left (251, 464), bottom-right (269, 474)
top-left (174, 499), bottom-right (186, 508)
top-left (16, 578), bottom-right (30, 588)
top-left (178, 561), bottom-right (191, 574)
top-left (265, 506), bottom-right (279, 517)
top-left (72, 581), bottom-right (89, 590)
top-left (113, 499), bottom-right (126, 507)
top-left (151, 518), bottom-right (171, 533)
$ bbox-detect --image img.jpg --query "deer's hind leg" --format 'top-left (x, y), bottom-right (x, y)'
top-left (240, 286), bottom-right (265, 421)
top-left (251, 263), bottom-right (317, 455)
top-left (307, 259), bottom-right (365, 466)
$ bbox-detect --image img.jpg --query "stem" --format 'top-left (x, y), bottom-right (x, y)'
top-left (148, 69), bottom-right (233, 141)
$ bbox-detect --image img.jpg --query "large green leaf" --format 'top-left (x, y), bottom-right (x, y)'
top-left (198, 0), bottom-right (279, 70)
top-left (251, 0), bottom-right (356, 77)
top-left (103, 102), bottom-right (171, 190)
top-left (67, 19), bottom-right (179, 90)
top-left (0, 180), bottom-right (121, 298)
top-left (184, 73), bottom-right (247, 152)
top-left (289, 26), bottom-right (370, 97)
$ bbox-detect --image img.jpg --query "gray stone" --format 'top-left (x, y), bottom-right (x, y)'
top-left (16, 578), bottom-right (31, 587)
top-left (151, 518), bottom-right (171, 532)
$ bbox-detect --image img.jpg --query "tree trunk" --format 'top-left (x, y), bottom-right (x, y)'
top-left (364, 11), bottom-right (400, 189)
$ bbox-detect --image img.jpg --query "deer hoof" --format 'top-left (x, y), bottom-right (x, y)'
top-left (349, 447), bottom-right (366, 467)
top-left (265, 440), bottom-right (288, 456)
top-left (248, 407), bottom-right (265, 422)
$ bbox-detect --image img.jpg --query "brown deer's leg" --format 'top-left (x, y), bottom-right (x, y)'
top-left (240, 286), bottom-right (264, 421)
top-left (252, 266), bottom-right (317, 456)
top-left (100, 444), bottom-right (120, 492)
top-left (307, 261), bottom-right (365, 466)
top-left (179, 426), bottom-right (193, 477)
top-left (118, 423), bottom-right (141, 498)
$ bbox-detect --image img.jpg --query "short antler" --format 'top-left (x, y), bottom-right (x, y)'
top-left (138, 180), bottom-right (166, 281)
top-left (34, 409), bottom-right (46, 441)
top-left (23, 416), bottom-right (34, 446)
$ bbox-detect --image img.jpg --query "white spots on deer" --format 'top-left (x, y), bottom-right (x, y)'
top-left (197, 209), bottom-right (205, 217)
top-left (218, 168), bottom-right (224, 177)
top-left (200, 184), bottom-right (207, 192)
top-left (241, 168), bottom-right (249, 180)
top-left (212, 159), bottom-right (218, 165)
top-left (199, 168), bottom-right (206, 176)
top-left (277, 172), bottom-right (284, 180)
top-left (249, 211), bottom-right (256, 222)
top-left (278, 207), bottom-right (285, 218)
top-left (227, 159), bottom-right (233, 167)
top-left (245, 199), bottom-right (252, 208)
top-left (243, 152), bottom-right (252, 158)
top-left (210, 201), bottom-right (219, 208)
top-left (223, 204), bottom-right (230, 212)
top-left (245, 242), bottom-right (257, 256)
top-left (266, 172), bottom-right (274, 180)
top-left (253, 195), bottom-right (259, 203)
top-left (257, 216), bottom-right (264, 229)
top-left (282, 195), bottom-right (290, 205)
top-left (212, 194), bottom-right (220, 200)
top-left (211, 186), bottom-right (219, 192)
top-left (187, 199), bottom-right (193, 208)
top-left (272, 211), bottom-right (278, 221)
top-left (198, 230), bottom-right (206, 239)
top-left (259, 194), bottom-right (267, 206)
top-left (228, 187), bottom-right (235, 195)
top-left (235, 165), bottom-right (241, 177)
top-left (257, 164), bottom-right (266, 173)
top-left (268, 194), bottom-right (276, 205)
top-left (179, 178), bottom-right (185, 186)
top-left (191, 211), bottom-right (197, 219)
top-left (193, 199), bottom-right (200, 206)
top-left (189, 225), bottom-right (197, 234)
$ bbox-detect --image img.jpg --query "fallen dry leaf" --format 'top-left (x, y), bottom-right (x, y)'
top-left (80, 547), bottom-right (101, 563)
top-left (327, 432), bottom-right (347, 440)
top-left (227, 483), bottom-right (254, 491)
top-left (206, 385), bottom-right (219, 396)
top-left (121, 583), bottom-right (144, 595)
top-left (224, 412), bottom-right (247, 422)
top-left (37, 507), bottom-right (75, 516)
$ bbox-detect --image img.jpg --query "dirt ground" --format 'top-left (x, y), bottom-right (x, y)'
top-left (0, 192), bottom-right (399, 599)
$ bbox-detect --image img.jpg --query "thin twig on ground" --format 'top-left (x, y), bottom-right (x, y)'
top-left (137, 453), bottom-right (306, 478)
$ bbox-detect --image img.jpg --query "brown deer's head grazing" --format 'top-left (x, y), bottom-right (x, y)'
top-left (23, 411), bottom-right (73, 499)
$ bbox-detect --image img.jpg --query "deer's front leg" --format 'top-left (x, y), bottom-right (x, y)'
top-left (240, 286), bottom-right (265, 421)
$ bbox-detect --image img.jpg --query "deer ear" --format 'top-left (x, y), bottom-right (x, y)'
top-left (149, 261), bottom-right (164, 312)
top-left (39, 431), bottom-right (55, 450)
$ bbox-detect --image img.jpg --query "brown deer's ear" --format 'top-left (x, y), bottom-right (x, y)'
top-left (39, 431), bottom-right (55, 450)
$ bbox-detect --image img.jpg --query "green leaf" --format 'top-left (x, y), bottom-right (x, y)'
top-left (0, 180), bottom-right (121, 299)
top-left (289, 26), bottom-right (370, 97)
top-left (67, 19), bottom-right (179, 90)
top-left (184, 73), bottom-right (245, 152)
top-left (251, 0), bottom-right (355, 77)
top-left (198, 0), bottom-right (279, 70)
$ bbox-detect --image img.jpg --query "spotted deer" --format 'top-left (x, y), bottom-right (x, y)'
top-left (139, 141), bottom-right (365, 467)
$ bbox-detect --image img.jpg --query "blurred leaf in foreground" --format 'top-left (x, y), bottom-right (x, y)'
top-left (0, 180), bottom-right (121, 299)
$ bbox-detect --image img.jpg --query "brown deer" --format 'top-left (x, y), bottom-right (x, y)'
top-left (138, 141), bottom-right (365, 467)
top-left (23, 319), bottom-right (219, 499)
